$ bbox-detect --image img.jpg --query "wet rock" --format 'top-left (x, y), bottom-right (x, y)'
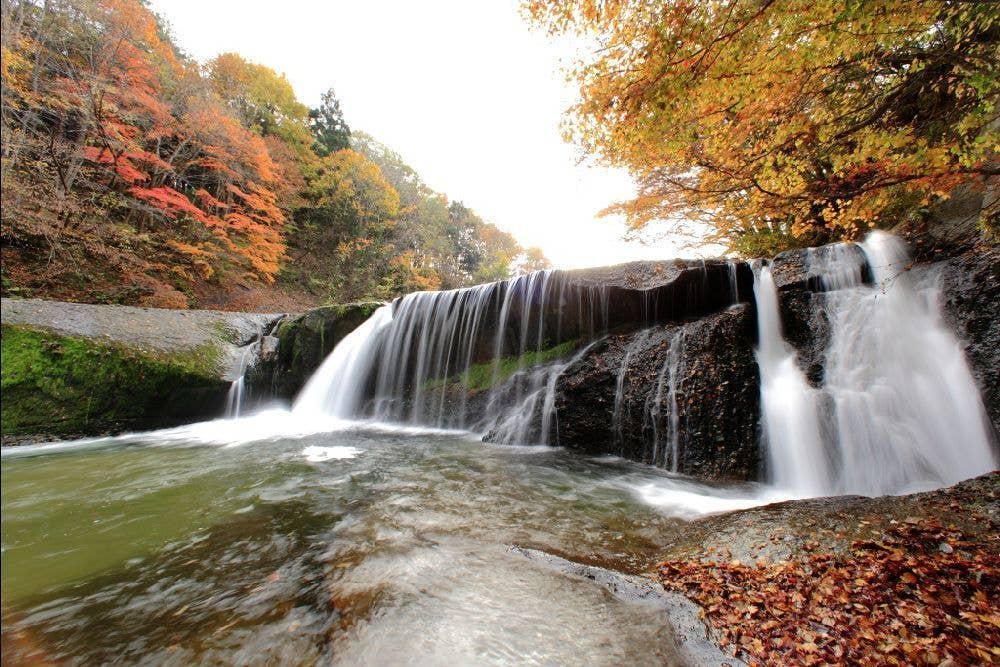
top-left (937, 244), bottom-right (1000, 436)
top-left (775, 291), bottom-right (830, 387)
top-left (656, 471), bottom-right (999, 570)
top-left (770, 243), bottom-right (871, 292)
top-left (508, 546), bottom-right (747, 667)
top-left (247, 303), bottom-right (382, 401)
top-left (552, 304), bottom-right (761, 481)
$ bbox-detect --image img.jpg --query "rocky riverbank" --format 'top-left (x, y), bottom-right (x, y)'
top-left (1, 299), bottom-right (280, 441)
top-left (649, 471), bottom-right (1000, 666)
top-left (515, 472), bottom-right (999, 666)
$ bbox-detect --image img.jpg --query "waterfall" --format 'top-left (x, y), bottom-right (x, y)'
top-left (641, 330), bottom-right (687, 471)
top-left (820, 231), bottom-right (995, 494)
top-left (286, 234), bottom-right (992, 495)
top-left (612, 330), bottom-right (650, 454)
top-left (225, 321), bottom-right (270, 419)
top-left (487, 342), bottom-right (596, 445)
top-left (224, 348), bottom-right (250, 419)
top-left (291, 270), bottom-right (621, 441)
top-left (751, 263), bottom-right (829, 494)
top-left (293, 306), bottom-right (394, 417)
top-left (753, 232), bottom-right (996, 496)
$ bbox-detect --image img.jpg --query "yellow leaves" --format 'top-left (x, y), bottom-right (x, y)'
top-left (527, 0), bottom-right (999, 255)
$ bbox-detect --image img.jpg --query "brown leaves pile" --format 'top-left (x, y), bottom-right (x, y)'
top-left (657, 518), bottom-right (999, 666)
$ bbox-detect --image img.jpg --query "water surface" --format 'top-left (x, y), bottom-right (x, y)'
top-left (2, 415), bottom-right (769, 665)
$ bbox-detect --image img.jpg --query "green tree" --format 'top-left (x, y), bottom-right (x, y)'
top-left (310, 88), bottom-right (351, 157)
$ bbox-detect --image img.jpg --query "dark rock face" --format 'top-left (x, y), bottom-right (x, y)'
top-left (776, 290), bottom-right (830, 388)
top-left (938, 245), bottom-right (1000, 436)
top-left (770, 243), bottom-right (871, 292)
top-left (552, 304), bottom-right (761, 481)
top-left (248, 303), bottom-right (382, 402)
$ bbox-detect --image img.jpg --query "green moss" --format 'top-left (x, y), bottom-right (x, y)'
top-left (1, 325), bottom-right (228, 437)
top-left (426, 339), bottom-right (579, 393)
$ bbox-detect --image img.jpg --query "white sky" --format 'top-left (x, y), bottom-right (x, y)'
top-left (150, 0), bottom-right (707, 268)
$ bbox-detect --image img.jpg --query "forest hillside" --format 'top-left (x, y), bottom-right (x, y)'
top-left (0, 0), bottom-right (548, 311)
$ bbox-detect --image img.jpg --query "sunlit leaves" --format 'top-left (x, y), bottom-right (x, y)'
top-left (527, 0), bottom-right (1000, 254)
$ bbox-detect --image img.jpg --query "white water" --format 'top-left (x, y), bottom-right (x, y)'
top-left (821, 232), bottom-right (996, 494)
top-left (612, 330), bottom-right (651, 453)
top-left (753, 232), bottom-right (996, 497)
top-left (293, 306), bottom-right (394, 417)
top-left (752, 264), bottom-right (830, 494)
top-left (290, 271), bottom-right (616, 443)
top-left (224, 345), bottom-right (253, 418)
top-left (487, 342), bottom-right (596, 445)
top-left (286, 234), bottom-right (992, 499)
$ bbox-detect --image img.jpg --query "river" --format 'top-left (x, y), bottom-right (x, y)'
top-left (1, 414), bottom-right (773, 665)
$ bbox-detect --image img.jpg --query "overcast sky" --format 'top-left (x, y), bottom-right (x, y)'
top-left (149, 0), bottom-right (708, 268)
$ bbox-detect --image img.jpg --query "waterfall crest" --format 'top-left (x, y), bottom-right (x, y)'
top-left (290, 260), bottom-right (747, 444)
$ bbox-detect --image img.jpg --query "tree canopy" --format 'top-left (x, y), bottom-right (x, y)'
top-left (527, 0), bottom-right (999, 255)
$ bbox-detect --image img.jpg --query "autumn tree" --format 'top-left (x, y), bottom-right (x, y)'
top-left (206, 52), bottom-right (312, 152)
top-left (511, 246), bottom-right (551, 275)
top-left (526, 0), bottom-right (1000, 255)
top-left (1, 0), bottom-right (290, 306)
top-left (290, 148), bottom-right (400, 300)
top-left (1, 0), bottom-right (542, 308)
top-left (351, 131), bottom-right (546, 286)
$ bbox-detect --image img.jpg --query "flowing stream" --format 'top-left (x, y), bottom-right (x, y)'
top-left (1, 419), bottom-right (770, 665)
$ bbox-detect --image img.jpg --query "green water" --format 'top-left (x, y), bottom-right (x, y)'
top-left (1, 417), bottom-right (765, 665)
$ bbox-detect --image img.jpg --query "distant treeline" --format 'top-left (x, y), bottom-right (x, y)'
top-left (0, 0), bottom-right (548, 309)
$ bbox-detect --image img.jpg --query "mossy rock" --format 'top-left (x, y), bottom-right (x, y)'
top-left (424, 339), bottom-right (580, 394)
top-left (252, 302), bottom-right (382, 400)
top-left (1, 324), bottom-right (230, 438)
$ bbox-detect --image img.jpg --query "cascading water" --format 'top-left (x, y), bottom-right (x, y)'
top-left (225, 321), bottom-right (270, 419)
top-left (289, 233), bottom-right (991, 496)
top-left (292, 270), bottom-right (618, 442)
top-left (653, 330), bottom-right (686, 471)
top-left (612, 331), bottom-right (651, 453)
top-left (819, 231), bottom-right (995, 494)
top-left (753, 231), bottom-right (996, 497)
top-left (224, 347), bottom-right (251, 419)
top-left (292, 306), bottom-right (394, 417)
top-left (751, 263), bottom-right (830, 494)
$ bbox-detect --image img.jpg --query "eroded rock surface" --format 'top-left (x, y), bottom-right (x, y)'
top-left (1, 299), bottom-right (282, 440)
top-left (551, 304), bottom-right (761, 481)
